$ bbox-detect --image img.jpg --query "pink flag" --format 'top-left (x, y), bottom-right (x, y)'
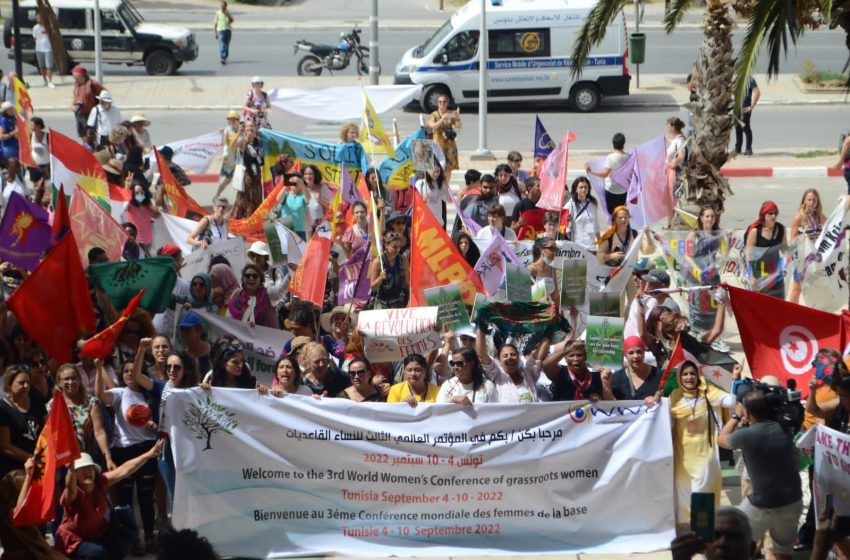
top-left (70, 186), bottom-right (129, 265)
top-left (608, 135), bottom-right (670, 229)
top-left (538, 131), bottom-right (576, 211)
top-left (473, 231), bottom-right (522, 296)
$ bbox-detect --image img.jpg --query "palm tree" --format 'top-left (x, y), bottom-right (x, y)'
top-left (572, 0), bottom-right (845, 216)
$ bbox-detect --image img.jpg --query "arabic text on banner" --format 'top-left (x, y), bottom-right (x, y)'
top-left (166, 390), bottom-right (675, 558)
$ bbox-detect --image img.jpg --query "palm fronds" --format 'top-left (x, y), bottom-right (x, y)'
top-left (664, 0), bottom-right (698, 32)
top-left (570, 0), bottom-right (630, 79)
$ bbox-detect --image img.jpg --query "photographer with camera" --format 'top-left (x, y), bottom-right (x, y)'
top-left (70, 66), bottom-right (103, 143)
top-left (428, 95), bottom-right (460, 183)
top-left (718, 390), bottom-right (803, 560)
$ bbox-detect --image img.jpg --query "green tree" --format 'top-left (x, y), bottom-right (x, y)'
top-left (183, 396), bottom-right (238, 451)
top-left (571, 0), bottom-right (843, 214)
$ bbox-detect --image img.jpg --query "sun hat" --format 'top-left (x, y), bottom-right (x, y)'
top-left (226, 110), bottom-right (240, 120)
top-left (247, 241), bottom-right (270, 258)
top-left (319, 304), bottom-right (358, 334)
top-left (73, 453), bottom-right (102, 473)
top-left (96, 91), bottom-right (113, 103)
top-left (0, 101), bottom-right (14, 113)
top-left (102, 159), bottom-right (123, 176)
top-left (251, 76), bottom-right (264, 84)
top-left (130, 113), bottom-right (150, 126)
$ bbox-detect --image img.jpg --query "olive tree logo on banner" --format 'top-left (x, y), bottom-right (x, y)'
top-left (183, 396), bottom-right (238, 451)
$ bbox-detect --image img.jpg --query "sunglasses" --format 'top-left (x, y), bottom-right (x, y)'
top-left (165, 364), bottom-right (183, 372)
top-left (349, 369), bottom-right (368, 377)
top-left (766, 211), bottom-right (778, 216)
top-left (449, 360), bottom-right (466, 368)
top-left (243, 273), bottom-right (260, 279)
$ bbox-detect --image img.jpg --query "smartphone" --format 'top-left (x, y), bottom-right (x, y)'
top-left (691, 492), bottom-right (715, 542)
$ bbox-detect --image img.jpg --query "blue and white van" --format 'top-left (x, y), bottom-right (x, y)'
top-left (394, 0), bottom-right (630, 112)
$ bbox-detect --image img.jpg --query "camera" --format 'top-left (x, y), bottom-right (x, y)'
top-left (444, 128), bottom-right (457, 141)
top-left (732, 378), bottom-right (804, 435)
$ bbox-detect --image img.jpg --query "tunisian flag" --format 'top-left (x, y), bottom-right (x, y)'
top-left (725, 284), bottom-right (840, 395)
top-left (7, 233), bottom-right (96, 363)
top-left (13, 389), bottom-right (80, 526)
top-left (290, 233), bottom-right (332, 307)
top-left (79, 289), bottom-right (145, 359)
top-left (410, 189), bottom-right (483, 306)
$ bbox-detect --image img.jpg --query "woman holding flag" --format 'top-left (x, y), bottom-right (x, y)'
top-left (595, 206), bottom-right (637, 266)
top-left (368, 232), bottom-right (409, 310)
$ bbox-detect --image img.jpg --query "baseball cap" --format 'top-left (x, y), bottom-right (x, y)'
top-left (179, 311), bottom-right (203, 329)
top-left (643, 269), bottom-right (670, 285)
top-left (247, 241), bottom-right (270, 258)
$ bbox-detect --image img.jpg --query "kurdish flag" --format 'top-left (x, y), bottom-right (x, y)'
top-left (12, 76), bottom-right (36, 168)
top-left (50, 129), bottom-right (110, 212)
top-left (659, 332), bottom-right (738, 395)
top-left (359, 90), bottom-right (396, 159)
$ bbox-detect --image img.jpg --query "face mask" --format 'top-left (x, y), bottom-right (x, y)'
top-left (134, 194), bottom-right (146, 203)
top-left (543, 256), bottom-right (555, 266)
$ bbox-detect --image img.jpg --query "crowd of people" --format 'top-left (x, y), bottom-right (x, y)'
top-left (0, 65), bottom-right (845, 560)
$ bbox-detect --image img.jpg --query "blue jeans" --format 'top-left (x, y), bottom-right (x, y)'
top-left (218, 29), bottom-right (232, 61)
top-left (158, 439), bottom-right (176, 508)
top-left (71, 506), bottom-right (136, 560)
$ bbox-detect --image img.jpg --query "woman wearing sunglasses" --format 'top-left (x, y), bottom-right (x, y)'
top-left (744, 201), bottom-right (787, 299)
top-left (436, 347), bottom-right (498, 405)
top-left (226, 264), bottom-right (277, 328)
top-left (337, 357), bottom-right (384, 402)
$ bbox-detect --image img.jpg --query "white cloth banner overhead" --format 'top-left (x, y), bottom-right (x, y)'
top-left (798, 424), bottom-right (850, 521)
top-left (151, 213), bottom-right (197, 256)
top-left (268, 85), bottom-right (423, 121)
top-left (195, 311), bottom-right (291, 385)
top-left (166, 131), bottom-right (225, 174)
top-left (357, 306), bottom-right (440, 362)
top-left (181, 236), bottom-right (246, 280)
top-left (166, 390), bottom-right (675, 558)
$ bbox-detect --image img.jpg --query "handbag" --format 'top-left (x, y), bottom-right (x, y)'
top-left (232, 152), bottom-right (246, 193)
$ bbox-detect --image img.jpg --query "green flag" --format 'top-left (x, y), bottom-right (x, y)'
top-left (88, 257), bottom-right (177, 314)
top-left (474, 301), bottom-right (558, 335)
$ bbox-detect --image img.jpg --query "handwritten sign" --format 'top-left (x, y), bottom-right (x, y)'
top-left (358, 306), bottom-right (441, 362)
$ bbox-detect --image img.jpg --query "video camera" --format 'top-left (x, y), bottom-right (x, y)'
top-left (732, 378), bottom-right (804, 435)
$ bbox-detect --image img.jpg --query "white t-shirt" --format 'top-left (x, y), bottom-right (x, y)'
top-left (108, 387), bottom-right (157, 448)
top-left (415, 179), bottom-right (450, 227)
top-left (565, 198), bottom-right (599, 249)
top-left (436, 377), bottom-right (499, 404)
top-left (475, 225), bottom-right (518, 242)
top-left (87, 104), bottom-right (123, 139)
top-left (498, 189), bottom-right (521, 219)
top-left (32, 24), bottom-right (51, 53)
top-left (604, 152), bottom-right (630, 194)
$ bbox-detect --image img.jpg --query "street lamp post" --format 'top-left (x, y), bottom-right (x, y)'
top-left (94, 0), bottom-right (103, 83)
top-left (369, 0), bottom-right (379, 85)
top-left (11, 0), bottom-right (23, 77)
top-left (470, 0), bottom-right (494, 160)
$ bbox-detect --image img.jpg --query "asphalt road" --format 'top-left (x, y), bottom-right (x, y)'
top-left (3, 28), bottom-right (847, 79)
top-left (31, 105), bottom-right (850, 154)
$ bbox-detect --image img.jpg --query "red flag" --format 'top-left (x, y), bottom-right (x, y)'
top-left (725, 284), bottom-right (840, 396)
top-left (839, 310), bottom-right (850, 357)
top-left (79, 289), bottom-right (145, 359)
top-left (290, 234), bottom-right (332, 307)
top-left (230, 179), bottom-right (285, 240)
top-left (51, 184), bottom-right (70, 242)
top-left (538, 131), bottom-right (576, 211)
top-left (410, 189), bottom-right (483, 306)
top-left (70, 186), bottom-right (128, 265)
top-left (516, 208), bottom-right (548, 240)
top-left (13, 389), bottom-right (80, 526)
top-left (154, 146), bottom-right (208, 220)
top-left (7, 233), bottom-right (96, 363)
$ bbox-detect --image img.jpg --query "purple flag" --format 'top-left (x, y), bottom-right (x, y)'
top-left (533, 116), bottom-right (556, 159)
top-left (340, 164), bottom-right (360, 205)
top-left (338, 241), bottom-right (371, 306)
top-left (0, 192), bottom-right (52, 271)
top-left (447, 186), bottom-right (481, 236)
top-left (606, 135), bottom-right (670, 230)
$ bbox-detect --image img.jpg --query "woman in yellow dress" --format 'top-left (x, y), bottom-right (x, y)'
top-left (667, 360), bottom-right (737, 529)
top-left (427, 95), bottom-right (460, 183)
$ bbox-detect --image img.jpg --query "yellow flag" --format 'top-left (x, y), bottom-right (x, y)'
top-left (674, 207), bottom-right (699, 230)
top-left (11, 77), bottom-right (36, 168)
top-left (359, 92), bottom-right (396, 159)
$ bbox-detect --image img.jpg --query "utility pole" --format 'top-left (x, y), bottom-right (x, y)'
top-left (94, 0), bottom-right (103, 83)
top-left (369, 0), bottom-right (379, 85)
top-left (470, 0), bottom-right (493, 160)
top-left (11, 0), bottom-right (23, 77)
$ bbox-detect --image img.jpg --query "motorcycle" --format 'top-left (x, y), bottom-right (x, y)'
top-left (293, 26), bottom-right (376, 76)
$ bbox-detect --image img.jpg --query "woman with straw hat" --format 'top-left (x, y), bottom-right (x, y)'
top-left (214, 110), bottom-right (242, 200)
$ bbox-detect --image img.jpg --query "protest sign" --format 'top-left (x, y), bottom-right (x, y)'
top-left (589, 291), bottom-right (621, 317)
top-left (166, 390), bottom-right (675, 558)
top-left (561, 260), bottom-right (587, 308)
top-left (412, 139), bottom-right (437, 172)
top-left (181, 237), bottom-right (246, 280)
top-left (424, 284), bottom-right (470, 331)
top-left (586, 316), bottom-right (625, 370)
top-left (195, 311), bottom-right (291, 386)
top-left (358, 307), bottom-right (441, 362)
top-left (798, 424), bottom-right (850, 523)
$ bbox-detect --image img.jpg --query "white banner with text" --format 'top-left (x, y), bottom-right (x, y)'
top-left (166, 390), bottom-right (675, 558)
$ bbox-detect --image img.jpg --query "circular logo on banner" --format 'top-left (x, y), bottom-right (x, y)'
top-left (779, 325), bottom-right (818, 376)
top-left (71, 38), bottom-right (84, 50)
top-left (569, 404), bottom-right (589, 423)
top-left (519, 32), bottom-right (541, 53)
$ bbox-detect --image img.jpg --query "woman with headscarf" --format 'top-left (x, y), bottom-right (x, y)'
top-left (744, 200), bottom-right (787, 299)
top-left (663, 360), bottom-right (737, 530)
top-left (209, 263), bottom-right (240, 315)
top-left (608, 336), bottom-right (662, 401)
top-left (227, 264), bottom-right (277, 329)
top-left (595, 205), bottom-right (638, 266)
top-left (176, 272), bottom-right (217, 313)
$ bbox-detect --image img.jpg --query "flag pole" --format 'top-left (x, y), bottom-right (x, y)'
top-left (359, 84), bottom-right (385, 273)
top-left (634, 144), bottom-right (648, 228)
